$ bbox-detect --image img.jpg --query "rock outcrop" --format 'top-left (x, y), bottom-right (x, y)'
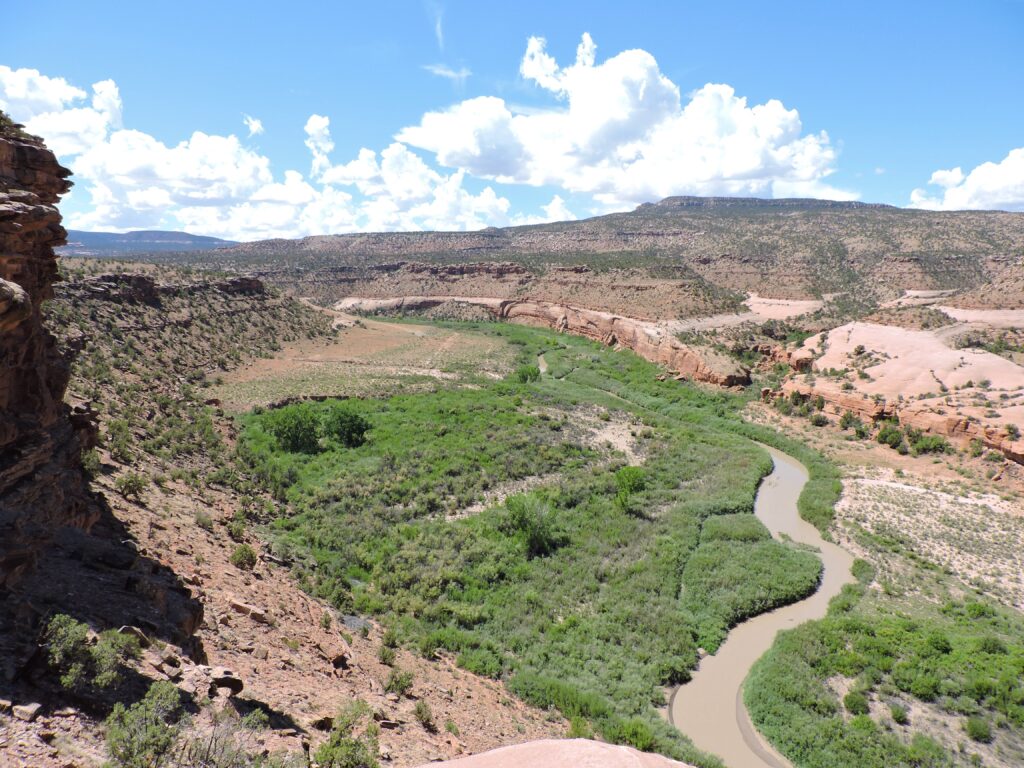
top-left (0, 127), bottom-right (96, 587)
top-left (336, 295), bottom-right (750, 387)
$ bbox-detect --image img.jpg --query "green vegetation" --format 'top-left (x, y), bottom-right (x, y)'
top-left (315, 701), bottom-right (380, 768)
top-left (229, 543), bottom-right (257, 570)
top-left (746, 561), bottom-right (1024, 766)
top-left (413, 700), bottom-right (435, 731)
top-left (236, 322), bottom-right (825, 764)
top-left (44, 614), bottom-right (140, 693)
top-left (105, 681), bottom-right (184, 768)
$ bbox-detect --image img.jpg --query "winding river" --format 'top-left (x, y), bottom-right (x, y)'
top-left (669, 446), bottom-right (855, 768)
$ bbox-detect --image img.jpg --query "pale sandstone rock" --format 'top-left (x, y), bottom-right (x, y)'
top-left (417, 738), bottom-right (693, 768)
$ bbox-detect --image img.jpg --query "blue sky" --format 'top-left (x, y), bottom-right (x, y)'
top-left (2, 1), bottom-right (1022, 239)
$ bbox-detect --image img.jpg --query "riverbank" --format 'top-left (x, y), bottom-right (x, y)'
top-left (670, 446), bottom-right (855, 768)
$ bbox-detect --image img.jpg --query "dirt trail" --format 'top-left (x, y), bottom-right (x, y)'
top-left (669, 446), bottom-right (855, 768)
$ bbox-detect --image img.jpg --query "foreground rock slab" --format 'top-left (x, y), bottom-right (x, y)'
top-left (416, 738), bottom-right (693, 768)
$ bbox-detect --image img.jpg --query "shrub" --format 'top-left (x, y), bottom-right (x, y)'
top-left (195, 510), bottom-right (214, 531)
top-left (45, 614), bottom-right (92, 690)
top-left (445, 719), bottom-right (460, 736)
top-left (115, 472), bottom-right (149, 499)
top-left (230, 544), bottom-right (257, 570)
top-left (839, 411), bottom-right (859, 430)
top-left (227, 520), bottom-right (246, 541)
top-left (81, 448), bottom-right (102, 478)
top-left (413, 700), bottom-right (435, 731)
top-left (105, 681), bottom-right (183, 768)
top-left (384, 668), bottom-right (414, 697)
top-left (315, 702), bottom-right (379, 768)
top-left (511, 364), bottom-right (540, 383)
top-left (44, 615), bottom-right (140, 692)
top-left (876, 423), bottom-right (903, 449)
top-left (265, 404), bottom-right (321, 454)
top-left (503, 494), bottom-right (562, 558)
top-left (910, 434), bottom-right (951, 456)
top-left (92, 631), bottom-right (141, 688)
top-left (809, 413), bottom-right (829, 427)
top-left (890, 703), bottom-right (909, 725)
top-left (844, 690), bottom-right (870, 716)
top-left (321, 405), bottom-right (371, 448)
top-left (377, 646), bottom-right (396, 666)
top-left (965, 716), bottom-right (992, 743)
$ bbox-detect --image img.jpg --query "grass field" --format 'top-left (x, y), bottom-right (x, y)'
top-left (233, 320), bottom-right (823, 765)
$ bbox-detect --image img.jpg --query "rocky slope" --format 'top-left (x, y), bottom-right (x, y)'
top-left (0, 257), bottom-right (570, 767)
top-left (0, 125), bottom-right (95, 590)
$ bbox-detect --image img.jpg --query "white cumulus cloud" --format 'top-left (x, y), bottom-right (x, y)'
top-left (910, 148), bottom-right (1024, 211)
top-left (303, 114), bottom-right (334, 177)
top-left (399, 33), bottom-right (855, 206)
top-left (0, 65), bottom-right (535, 239)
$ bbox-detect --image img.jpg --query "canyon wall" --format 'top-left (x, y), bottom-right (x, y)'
top-left (0, 128), bottom-right (95, 587)
top-left (335, 295), bottom-right (750, 387)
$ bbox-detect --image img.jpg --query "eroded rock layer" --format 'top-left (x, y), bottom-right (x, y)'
top-left (0, 129), bottom-right (94, 587)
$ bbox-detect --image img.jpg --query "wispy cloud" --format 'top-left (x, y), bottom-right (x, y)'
top-left (423, 64), bottom-right (471, 85)
top-left (242, 114), bottom-right (264, 137)
top-left (428, 2), bottom-right (444, 51)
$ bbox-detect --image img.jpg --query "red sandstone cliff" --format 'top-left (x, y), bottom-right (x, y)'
top-left (0, 126), bottom-right (97, 587)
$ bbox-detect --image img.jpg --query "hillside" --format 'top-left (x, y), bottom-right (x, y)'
top-left (146, 196), bottom-right (1024, 313)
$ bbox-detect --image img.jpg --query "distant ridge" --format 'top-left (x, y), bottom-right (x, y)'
top-left (637, 196), bottom-right (896, 211)
top-left (61, 229), bottom-right (237, 256)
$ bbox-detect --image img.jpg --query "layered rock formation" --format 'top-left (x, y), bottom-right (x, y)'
top-left (0, 127), bottom-right (95, 587)
top-left (336, 295), bottom-right (751, 387)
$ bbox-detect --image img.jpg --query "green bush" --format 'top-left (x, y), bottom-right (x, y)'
top-left (413, 700), bottom-right (435, 731)
top-left (315, 701), bottom-right (379, 768)
top-left (44, 614), bottom-right (140, 692)
top-left (511, 364), bottom-right (541, 383)
top-left (264, 403), bottom-right (322, 454)
top-left (889, 703), bottom-right (909, 725)
top-left (115, 472), bottom-right (149, 499)
top-left (230, 543), bottom-right (257, 570)
top-left (105, 681), bottom-right (183, 768)
top-left (910, 434), bottom-right (951, 456)
top-left (965, 716), bottom-right (992, 743)
top-left (321, 405), bottom-right (371, 448)
top-left (844, 690), bottom-right (870, 715)
top-left (503, 493), bottom-right (563, 558)
top-left (377, 646), bottom-right (396, 666)
top-left (809, 412), bottom-right (829, 427)
top-left (384, 668), bottom-right (414, 697)
top-left (876, 423), bottom-right (903, 449)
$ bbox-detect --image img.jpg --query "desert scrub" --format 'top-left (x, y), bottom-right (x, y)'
top-left (44, 614), bottom-right (140, 692)
top-left (230, 543), bottom-right (257, 570)
top-left (383, 668), bottom-right (414, 697)
top-left (413, 700), bottom-right (435, 731)
top-left (115, 471), bottom-right (149, 499)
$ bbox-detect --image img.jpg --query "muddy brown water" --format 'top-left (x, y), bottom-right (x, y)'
top-left (669, 446), bottom-right (855, 768)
